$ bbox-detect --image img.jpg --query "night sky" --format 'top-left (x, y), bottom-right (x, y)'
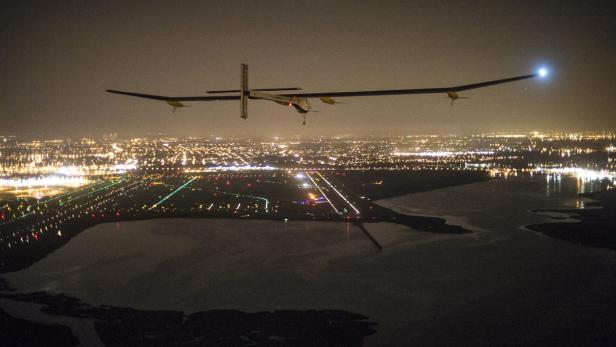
top-left (1, 0), bottom-right (614, 138)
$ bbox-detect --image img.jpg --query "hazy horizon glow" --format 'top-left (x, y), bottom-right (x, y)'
top-left (1, 1), bottom-right (615, 137)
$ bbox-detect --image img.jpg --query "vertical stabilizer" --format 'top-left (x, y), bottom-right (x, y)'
top-left (240, 64), bottom-right (248, 119)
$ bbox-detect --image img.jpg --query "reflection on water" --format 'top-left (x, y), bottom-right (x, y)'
top-left (575, 176), bottom-right (611, 194)
top-left (544, 173), bottom-right (612, 198)
top-left (376, 173), bottom-right (609, 235)
top-left (4, 175), bottom-right (616, 346)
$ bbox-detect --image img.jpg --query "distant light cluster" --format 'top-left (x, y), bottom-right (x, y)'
top-left (0, 176), bottom-right (90, 188)
top-left (0, 131), bottom-right (615, 198)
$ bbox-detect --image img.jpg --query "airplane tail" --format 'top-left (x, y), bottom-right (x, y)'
top-left (240, 64), bottom-right (248, 119)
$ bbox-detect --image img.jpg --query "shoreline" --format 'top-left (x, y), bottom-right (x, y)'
top-left (2, 169), bottom-right (488, 274)
top-left (0, 202), bottom-right (470, 274)
top-left (526, 189), bottom-right (616, 250)
top-left (0, 288), bottom-right (376, 347)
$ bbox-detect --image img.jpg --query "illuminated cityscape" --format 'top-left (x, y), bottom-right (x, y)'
top-left (1, 132), bottom-right (615, 271)
top-left (2, 131), bottom-right (616, 182)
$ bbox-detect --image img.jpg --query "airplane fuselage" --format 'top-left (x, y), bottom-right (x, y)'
top-left (250, 91), bottom-right (311, 113)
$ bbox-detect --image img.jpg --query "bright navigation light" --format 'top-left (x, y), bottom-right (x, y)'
top-left (538, 68), bottom-right (548, 78)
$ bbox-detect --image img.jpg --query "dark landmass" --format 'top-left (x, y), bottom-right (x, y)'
top-left (0, 291), bottom-right (376, 347)
top-left (528, 189), bottom-right (616, 250)
top-left (332, 170), bottom-right (491, 200)
top-left (0, 278), bottom-right (12, 291)
top-left (2, 280), bottom-right (80, 346)
top-left (0, 308), bottom-right (78, 347)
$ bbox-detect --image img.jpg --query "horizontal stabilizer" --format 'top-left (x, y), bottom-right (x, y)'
top-left (208, 87), bottom-right (301, 94)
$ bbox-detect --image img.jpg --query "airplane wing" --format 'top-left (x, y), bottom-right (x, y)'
top-left (107, 73), bottom-right (537, 102)
top-left (278, 73), bottom-right (538, 98)
top-left (106, 89), bottom-right (240, 101)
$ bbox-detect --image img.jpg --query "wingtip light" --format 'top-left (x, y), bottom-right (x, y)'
top-left (538, 68), bottom-right (548, 78)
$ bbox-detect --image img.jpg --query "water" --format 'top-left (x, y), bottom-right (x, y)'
top-left (3, 176), bottom-right (616, 345)
top-left (377, 175), bottom-right (603, 234)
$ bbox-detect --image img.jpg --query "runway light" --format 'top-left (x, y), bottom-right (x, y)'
top-left (538, 67), bottom-right (548, 78)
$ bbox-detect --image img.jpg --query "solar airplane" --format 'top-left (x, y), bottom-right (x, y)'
top-left (107, 64), bottom-right (547, 125)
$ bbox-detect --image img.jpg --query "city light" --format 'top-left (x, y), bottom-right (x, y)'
top-left (535, 167), bottom-right (614, 180)
top-left (0, 176), bottom-right (90, 188)
top-left (0, 132), bottom-right (614, 202)
top-left (1, 133), bottom-right (615, 273)
top-left (392, 150), bottom-right (495, 157)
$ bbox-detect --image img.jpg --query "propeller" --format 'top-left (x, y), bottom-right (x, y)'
top-left (320, 96), bottom-right (345, 105)
top-left (166, 100), bottom-right (189, 113)
top-left (445, 92), bottom-right (469, 106)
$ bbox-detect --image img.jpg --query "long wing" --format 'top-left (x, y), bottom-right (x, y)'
top-left (279, 73), bottom-right (538, 98)
top-left (106, 89), bottom-right (240, 101)
top-left (106, 73), bottom-right (537, 102)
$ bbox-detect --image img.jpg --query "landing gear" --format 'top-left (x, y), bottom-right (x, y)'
top-left (302, 114), bottom-right (306, 125)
